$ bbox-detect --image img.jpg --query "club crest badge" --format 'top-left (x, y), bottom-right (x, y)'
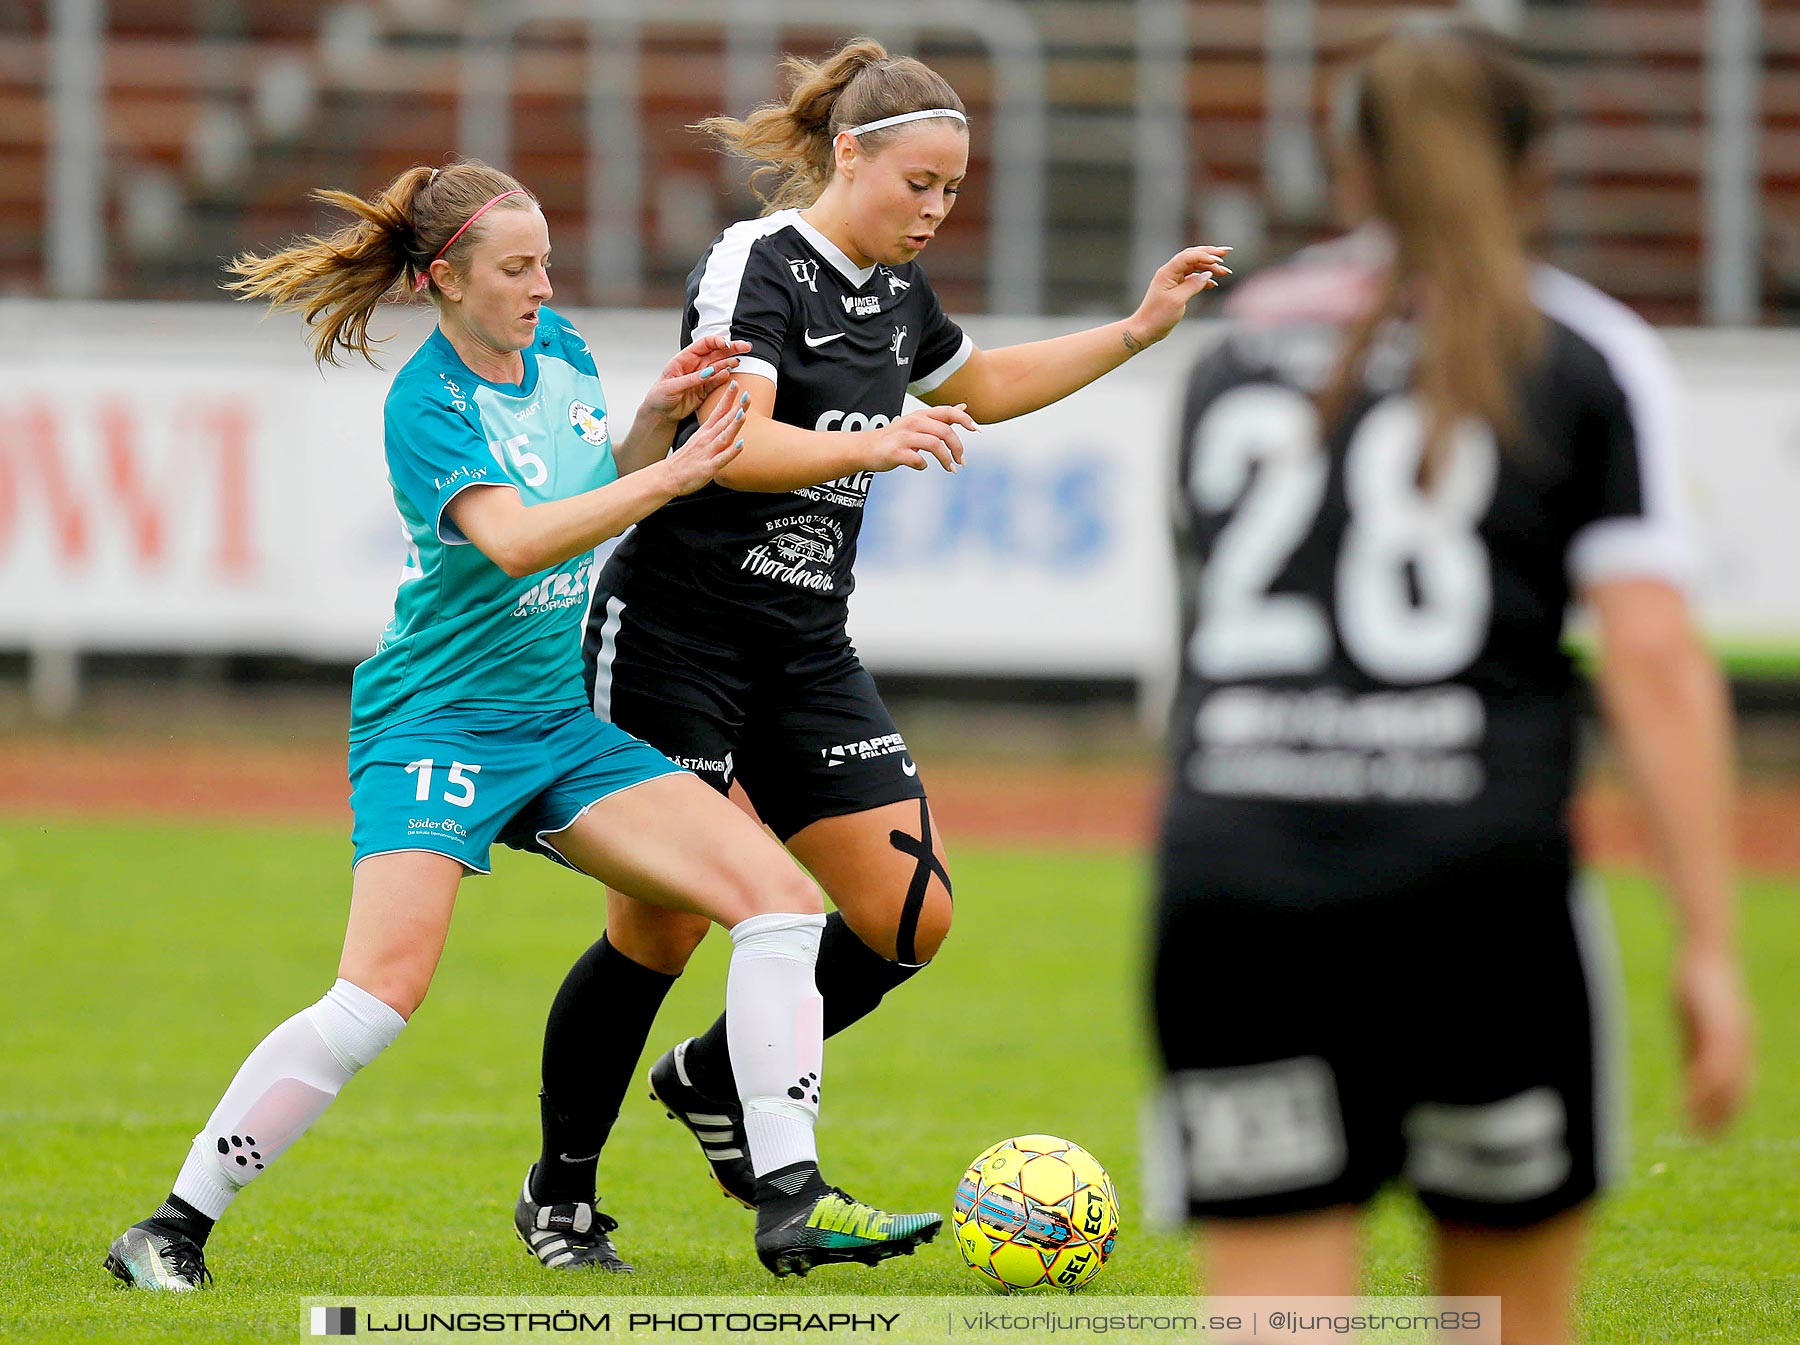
top-left (569, 400), bottom-right (608, 446)
top-left (787, 257), bottom-right (820, 292)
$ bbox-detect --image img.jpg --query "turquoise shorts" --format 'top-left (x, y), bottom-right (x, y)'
top-left (348, 705), bottom-right (684, 874)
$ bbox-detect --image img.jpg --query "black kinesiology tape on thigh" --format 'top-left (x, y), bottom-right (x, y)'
top-left (885, 798), bottom-right (952, 969)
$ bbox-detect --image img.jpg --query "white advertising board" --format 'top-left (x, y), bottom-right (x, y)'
top-left (1, 303), bottom-right (1797, 678)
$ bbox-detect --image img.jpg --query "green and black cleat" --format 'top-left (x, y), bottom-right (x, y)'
top-left (755, 1188), bottom-right (941, 1278)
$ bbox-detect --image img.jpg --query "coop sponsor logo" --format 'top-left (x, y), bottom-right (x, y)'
top-left (813, 410), bottom-right (892, 434)
top-left (820, 732), bottom-right (909, 768)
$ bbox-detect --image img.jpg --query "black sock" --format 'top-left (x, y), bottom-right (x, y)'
top-left (753, 1159), bottom-right (828, 1225)
top-left (683, 911), bottom-right (927, 1101)
top-left (145, 1194), bottom-right (214, 1249)
top-left (533, 933), bottom-right (678, 1206)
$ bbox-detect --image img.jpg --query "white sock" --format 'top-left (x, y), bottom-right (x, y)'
top-left (726, 912), bottom-right (825, 1178)
top-left (170, 979), bottom-right (405, 1219)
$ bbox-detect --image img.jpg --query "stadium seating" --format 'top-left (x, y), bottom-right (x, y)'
top-left (6, 0), bottom-right (1799, 320)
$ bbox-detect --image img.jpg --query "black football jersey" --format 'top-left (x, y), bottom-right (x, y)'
top-left (600, 209), bottom-right (970, 646)
top-left (1163, 232), bottom-right (1695, 888)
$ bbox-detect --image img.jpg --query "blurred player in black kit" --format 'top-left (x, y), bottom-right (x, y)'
top-left (1147, 21), bottom-right (1752, 1343)
top-left (517, 36), bottom-right (1231, 1263)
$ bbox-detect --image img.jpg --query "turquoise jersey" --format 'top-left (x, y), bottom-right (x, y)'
top-left (349, 309), bottom-right (618, 740)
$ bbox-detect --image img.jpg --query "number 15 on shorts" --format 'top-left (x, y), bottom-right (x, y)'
top-left (406, 758), bottom-right (482, 807)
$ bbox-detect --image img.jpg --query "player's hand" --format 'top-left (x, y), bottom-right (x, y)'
top-left (1674, 945), bottom-right (1753, 1135)
top-left (641, 335), bottom-right (752, 426)
top-left (860, 404), bottom-right (979, 474)
top-left (659, 382), bottom-right (747, 496)
top-left (1124, 245), bottom-right (1233, 348)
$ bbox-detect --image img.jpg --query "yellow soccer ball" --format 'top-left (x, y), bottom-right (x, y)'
top-left (951, 1134), bottom-right (1119, 1292)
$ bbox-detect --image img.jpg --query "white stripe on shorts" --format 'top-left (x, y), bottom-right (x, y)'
top-left (1572, 874), bottom-right (1629, 1190)
top-left (591, 594), bottom-right (626, 722)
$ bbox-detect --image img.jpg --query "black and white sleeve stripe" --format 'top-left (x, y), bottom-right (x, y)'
top-left (908, 332), bottom-right (973, 396)
top-left (688, 213), bottom-right (796, 389)
top-left (1533, 266), bottom-right (1698, 589)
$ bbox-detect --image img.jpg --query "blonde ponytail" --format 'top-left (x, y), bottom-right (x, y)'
top-left (224, 159), bottom-right (534, 367)
top-left (696, 37), bottom-right (965, 212)
top-left (1321, 25), bottom-right (1552, 481)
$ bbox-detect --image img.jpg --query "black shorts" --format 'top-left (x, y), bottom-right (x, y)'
top-left (583, 590), bottom-right (926, 842)
top-left (1146, 843), bottom-right (1624, 1228)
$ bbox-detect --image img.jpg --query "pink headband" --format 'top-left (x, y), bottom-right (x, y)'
top-left (413, 188), bottom-right (527, 293)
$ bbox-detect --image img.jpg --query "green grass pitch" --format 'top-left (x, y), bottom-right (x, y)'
top-left (1, 818), bottom-right (1795, 1342)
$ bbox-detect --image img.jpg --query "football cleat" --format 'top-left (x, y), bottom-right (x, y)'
top-left (647, 1038), bottom-right (755, 1208)
top-left (513, 1166), bottom-right (632, 1271)
top-left (755, 1188), bottom-right (941, 1278)
top-left (104, 1223), bottom-right (213, 1292)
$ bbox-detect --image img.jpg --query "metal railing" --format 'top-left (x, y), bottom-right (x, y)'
top-left (46, 0), bottom-right (103, 301)
top-left (35, 0), bottom-right (1779, 324)
top-left (457, 0), bottom-right (1046, 312)
top-left (1708, 0), bottom-right (1763, 323)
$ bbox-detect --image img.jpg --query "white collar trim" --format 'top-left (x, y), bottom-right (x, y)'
top-left (788, 210), bottom-right (877, 288)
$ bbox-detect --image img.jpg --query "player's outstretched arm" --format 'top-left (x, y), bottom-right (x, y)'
top-left (614, 335), bottom-right (752, 477)
top-left (1588, 576), bottom-right (1754, 1135)
top-left (920, 245), bottom-right (1231, 425)
top-left (700, 373), bottom-right (979, 493)
top-left (447, 385), bottom-right (746, 578)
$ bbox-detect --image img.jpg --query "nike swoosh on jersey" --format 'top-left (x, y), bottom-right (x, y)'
top-left (804, 330), bottom-right (846, 348)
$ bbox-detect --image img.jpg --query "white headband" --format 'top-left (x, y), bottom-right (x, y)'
top-left (842, 108), bottom-right (967, 137)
